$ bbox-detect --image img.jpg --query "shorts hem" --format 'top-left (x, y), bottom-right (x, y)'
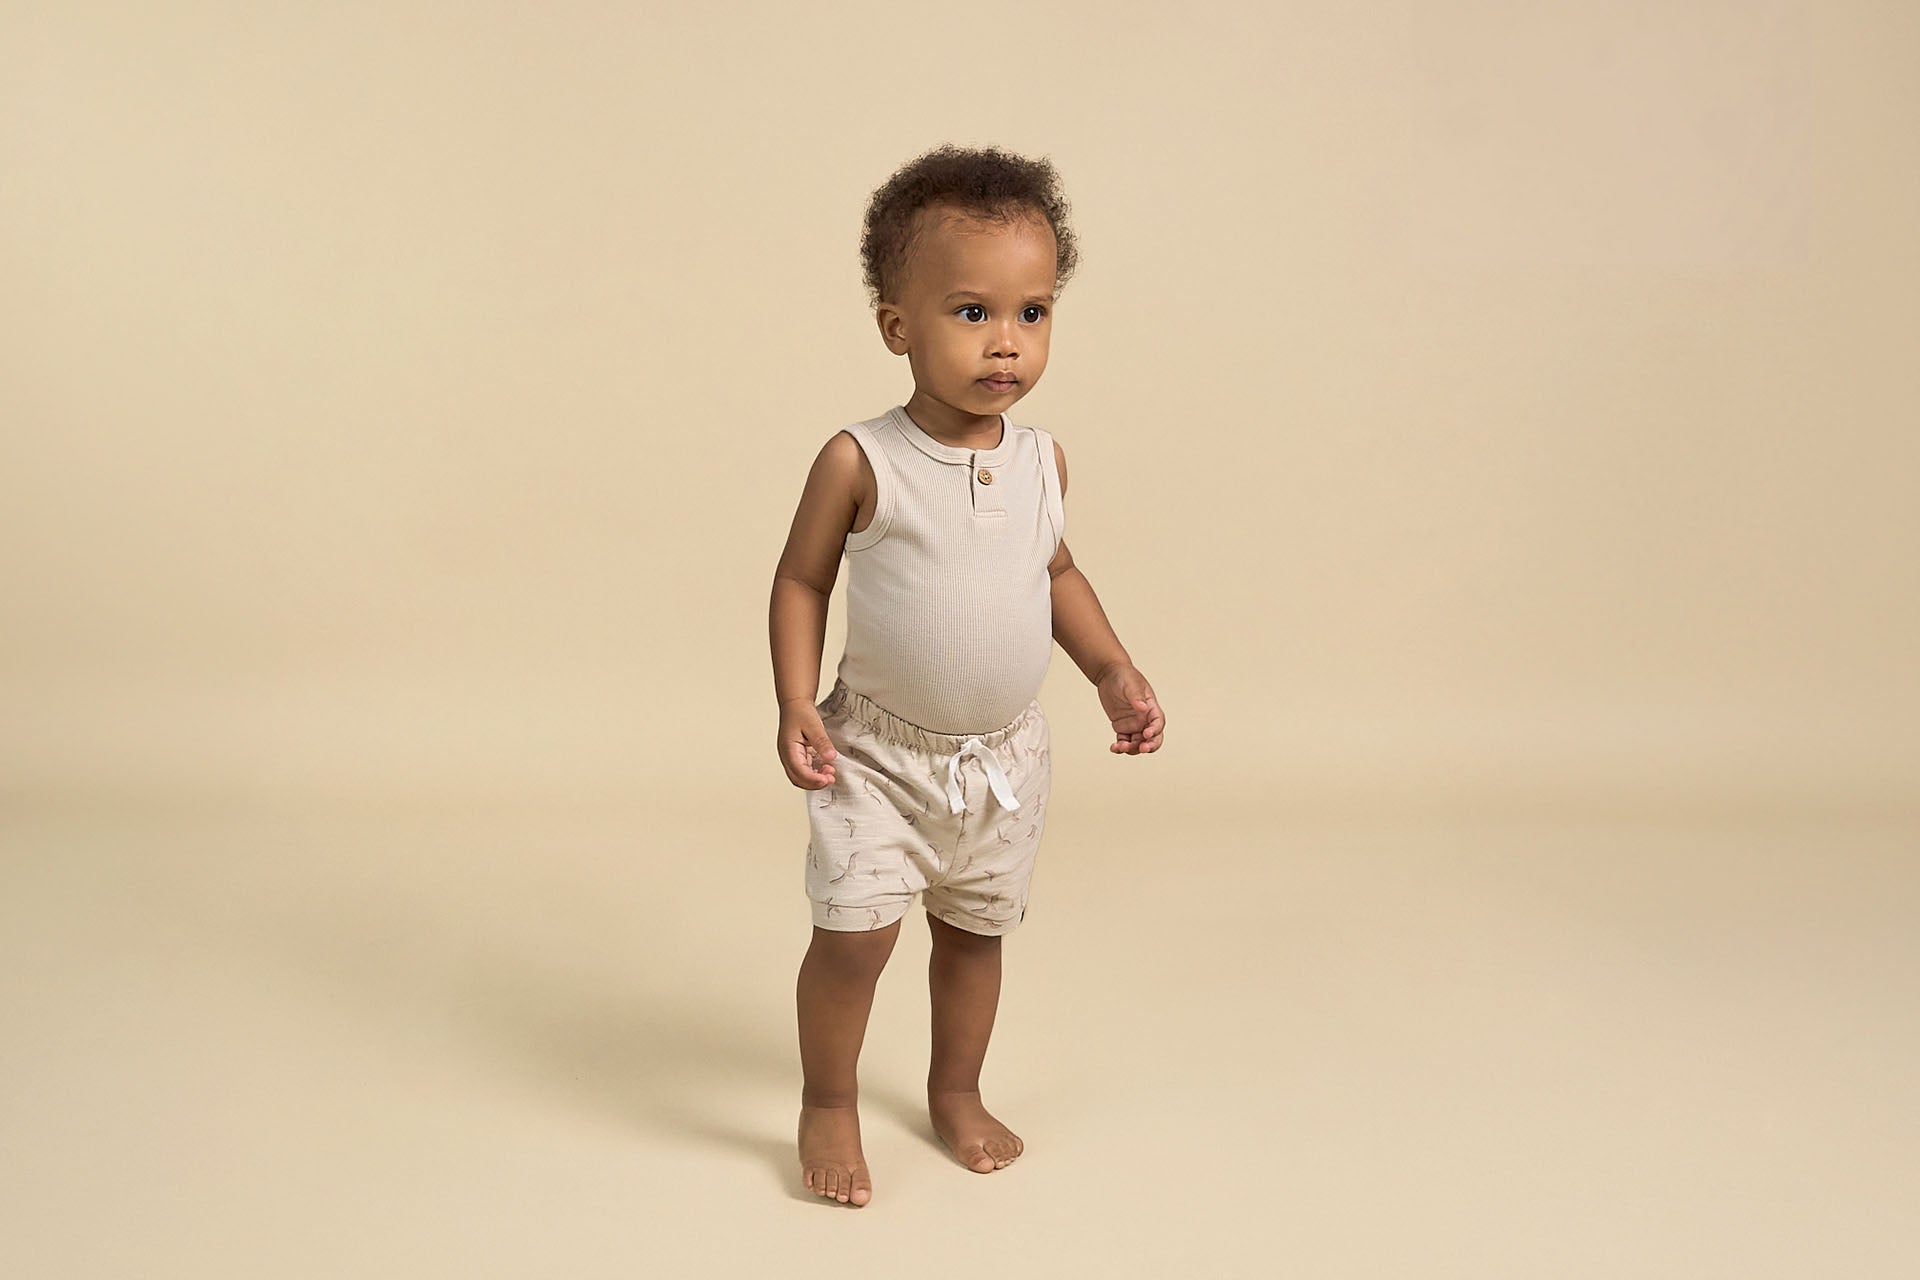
top-left (924, 905), bottom-right (1025, 937)
top-left (810, 902), bottom-right (911, 933)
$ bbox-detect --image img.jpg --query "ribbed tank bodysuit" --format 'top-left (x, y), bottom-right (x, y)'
top-left (834, 404), bottom-right (1066, 736)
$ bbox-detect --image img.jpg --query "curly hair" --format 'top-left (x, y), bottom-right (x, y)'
top-left (860, 144), bottom-right (1079, 306)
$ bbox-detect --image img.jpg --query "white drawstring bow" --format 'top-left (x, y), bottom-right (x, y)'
top-left (943, 736), bottom-right (1021, 816)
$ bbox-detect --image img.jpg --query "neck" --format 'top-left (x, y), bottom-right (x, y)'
top-left (903, 393), bottom-right (1004, 449)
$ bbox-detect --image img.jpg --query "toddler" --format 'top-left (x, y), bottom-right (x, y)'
top-left (769, 144), bottom-right (1164, 1207)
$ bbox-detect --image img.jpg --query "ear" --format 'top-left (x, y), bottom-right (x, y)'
top-left (874, 302), bottom-right (909, 356)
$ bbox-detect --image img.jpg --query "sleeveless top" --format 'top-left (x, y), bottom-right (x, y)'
top-left (833, 404), bottom-right (1066, 735)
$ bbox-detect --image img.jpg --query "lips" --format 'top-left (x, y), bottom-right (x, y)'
top-left (981, 374), bottom-right (1018, 391)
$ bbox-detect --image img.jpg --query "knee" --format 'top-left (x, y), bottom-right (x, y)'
top-left (806, 923), bottom-right (899, 981)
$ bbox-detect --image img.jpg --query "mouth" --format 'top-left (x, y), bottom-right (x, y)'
top-left (980, 374), bottom-right (1019, 392)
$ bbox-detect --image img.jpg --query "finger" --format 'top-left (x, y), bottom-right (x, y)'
top-left (785, 740), bottom-right (838, 788)
top-left (791, 740), bottom-right (837, 771)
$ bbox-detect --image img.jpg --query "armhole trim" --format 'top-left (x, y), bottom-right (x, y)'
top-left (1033, 427), bottom-right (1066, 555)
top-left (842, 422), bottom-right (895, 552)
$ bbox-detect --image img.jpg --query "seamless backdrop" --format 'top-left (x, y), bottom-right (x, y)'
top-left (2, 5), bottom-right (1918, 1277)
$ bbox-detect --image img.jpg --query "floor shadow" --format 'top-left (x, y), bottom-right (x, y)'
top-left (228, 853), bottom-right (806, 1191)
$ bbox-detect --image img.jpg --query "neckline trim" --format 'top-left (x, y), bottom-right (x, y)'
top-left (887, 405), bottom-right (1018, 466)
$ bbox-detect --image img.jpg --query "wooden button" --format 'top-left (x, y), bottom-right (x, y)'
top-left (978, 469), bottom-right (994, 485)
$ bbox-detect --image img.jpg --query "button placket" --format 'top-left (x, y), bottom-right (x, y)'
top-left (969, 451), bottom-right (1007, 516)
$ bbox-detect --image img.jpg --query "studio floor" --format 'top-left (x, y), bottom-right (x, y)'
top-left (2, 790), bottom-right (1914, 1278)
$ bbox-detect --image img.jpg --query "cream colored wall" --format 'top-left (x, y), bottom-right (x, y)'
top-left (2, 1), bottom-right (1913, 814)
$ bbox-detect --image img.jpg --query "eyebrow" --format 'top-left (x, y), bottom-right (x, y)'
top-left (942, 291), bottom-right (1057, 305)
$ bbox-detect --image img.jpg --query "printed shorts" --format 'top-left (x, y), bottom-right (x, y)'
top-left (805, 679), bottom-right (1051, 936)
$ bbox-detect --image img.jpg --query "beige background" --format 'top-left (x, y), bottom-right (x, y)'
top-left (2, 2), bottom-right (1915, 1277)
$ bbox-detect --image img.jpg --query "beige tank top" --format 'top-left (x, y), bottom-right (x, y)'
top-left (834, 404), bottom-right (1066, 735)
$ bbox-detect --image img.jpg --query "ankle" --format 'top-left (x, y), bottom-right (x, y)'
top-left (802, 1089), bottom-right (860, 1109)
top-left (926, 1083), bottom-right (982, 1099)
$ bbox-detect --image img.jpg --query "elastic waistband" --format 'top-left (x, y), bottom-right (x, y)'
top-left (819, 680), bottom-right (1038, 754)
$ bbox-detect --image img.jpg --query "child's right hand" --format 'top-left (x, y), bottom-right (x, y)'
top-left (778, 700), bottom-right (840, 790)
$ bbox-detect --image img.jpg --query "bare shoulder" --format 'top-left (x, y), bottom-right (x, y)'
top-left (828, 430), bottom-right (877, 532)
top-left (776, 430), bottom-right (873, 594)
top-left (807, 429), bottom-right (875, 514)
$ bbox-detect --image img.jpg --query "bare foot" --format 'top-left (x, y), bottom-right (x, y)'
top-left (928, 1088), bottom-right (1023, 1173)
top-left (798, 1103), bottom-right (873, 1206)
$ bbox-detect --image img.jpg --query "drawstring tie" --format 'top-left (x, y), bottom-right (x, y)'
top-left (944, 737), bottom-right (1020, 816)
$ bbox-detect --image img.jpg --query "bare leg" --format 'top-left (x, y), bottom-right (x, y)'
top-left (795, 919), bottom-right (900, 1206)
top-left (925, 911), bottom-right (1024, 1173)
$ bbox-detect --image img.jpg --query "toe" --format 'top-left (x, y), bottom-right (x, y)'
top-left (961, 1142), bottom-right (994, 1173)
top-left (850, 1168), bottom-right (872, 1207)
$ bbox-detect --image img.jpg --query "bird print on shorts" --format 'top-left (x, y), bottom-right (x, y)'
top-left (826, 815), bottom-right (861, 884)
top-left (828, 845), bottom-right (859, 885)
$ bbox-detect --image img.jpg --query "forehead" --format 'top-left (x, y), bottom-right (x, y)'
top-left (904, 205), bottom-right (1057, 296)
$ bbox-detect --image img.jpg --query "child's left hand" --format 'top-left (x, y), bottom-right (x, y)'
top-left (1096, 664), bottom-right (1164, 755)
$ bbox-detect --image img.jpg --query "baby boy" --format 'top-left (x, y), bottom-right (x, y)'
top-left (769, 144), bottom-right (1164, 1207)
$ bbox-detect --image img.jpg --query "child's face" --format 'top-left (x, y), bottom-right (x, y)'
top-left (877, 205), bottom-right (1057, 427)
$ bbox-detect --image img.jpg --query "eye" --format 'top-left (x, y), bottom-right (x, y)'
top-left (957, 304), bottom-right (987, 323)
top-left (1020, 305), bottom-right (1048, 323)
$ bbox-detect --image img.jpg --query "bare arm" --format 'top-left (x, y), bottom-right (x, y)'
top-left (770, 431), bottom-right (867, 707)
top-left (1046, 439), bottom-right (1131, 684)
top-left (1045, 438), bottom-right (1165, 754)
top-left (770, 432), bottom-right (873, 786)
top-left (1049, 551), bottom-right (1133, 685)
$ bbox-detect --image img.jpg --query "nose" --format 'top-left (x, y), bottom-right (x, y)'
top-left (987, 320), bottom-right (1019, 360)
